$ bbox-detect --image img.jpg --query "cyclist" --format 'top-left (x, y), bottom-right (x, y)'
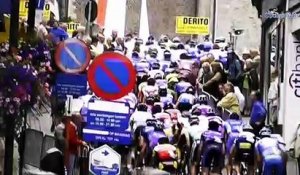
top-left (176, 86), bottom-right (196, 112)
top-left (159, 85), bottom-right (174, 105)
top-left (191, 94), bottom-right (213, 116)
top-left (255, 127), bottom-right (287, 175)
top-left (175, 75), bottom-right (192, 95)
top-left (152, 137), bottom-right (178, 171)
top-left (223, 113), bottom-right (244, 174)
top-left (130, 103), bottom-right (153, 137)
top-left (142, 78), bottom-right (159, 101)
top-left (191, 119), bottom-right (224, 175)
top-left (148, 62), bottom-right (164, 79)
top-left (229, 124), bottom-right (256, 175)
top-left (188, 115), bottom-right (208, 143)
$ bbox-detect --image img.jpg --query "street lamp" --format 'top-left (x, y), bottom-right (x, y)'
top-left (229, 28), bottom-right (244, 50)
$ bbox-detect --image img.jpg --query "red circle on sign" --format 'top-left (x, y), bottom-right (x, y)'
top-left (55, 38), bottom-right (91, 74)
top-left (87, 52), bottom-right (136, 100)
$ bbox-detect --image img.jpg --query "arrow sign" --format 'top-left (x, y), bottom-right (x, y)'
top-left (66, 95), bottom-right (73, 116)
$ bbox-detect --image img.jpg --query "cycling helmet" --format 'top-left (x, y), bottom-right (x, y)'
top-left (146, 119), bottom-right (157, 127)
top-left (152, 104), bottom-right (162, 115)
top-left (159, 86), bottom-right (168, 97)
top-left (137, 103), bottom-right (148, 112)
top-left (155, 122), bottom-right (165, 131)
top-left (181, 111), bottom-right (191, 119)
top-left (229, 112), bottom-right (240, 120)
top-left (197, 95), bottom-right (209, 105)
top-left (191, 107), bottom-right (202, 116)
top-left (164, 102), bottom-right (174, 110)
top-left (243, 124), bottom-right (254, 133)
top-left (145, 96), bottom-right (155, 105)
top-left (259, 126), bottom-right (272, 138)
top-left (186, 86), bottom-right (195, 95)
top-left (208, 119), bottom-right (220, 131)
top-left (154, 73), bottom-right (163, 80)
top-left (152, 62), bottom-right (160, 70)
top-left (189, 115), bottom-right (199, 125)
top-left (206, 108), bottom-right (215, 116)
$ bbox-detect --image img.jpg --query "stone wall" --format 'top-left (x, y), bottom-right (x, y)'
top-left (216, 0), bottom-right (261, 53)
top-left (125, 0), bottom-right (197, 39)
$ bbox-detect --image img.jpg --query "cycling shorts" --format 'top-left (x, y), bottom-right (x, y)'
top-left (202, 142), bottom-right (223, 171)
top-left (263, 155), bottom-right (285, 175)
top-left (226, 132), bottom-right (240, 155)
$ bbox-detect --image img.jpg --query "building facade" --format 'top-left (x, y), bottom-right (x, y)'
top-left (252, 0), bottom-right (300, 149)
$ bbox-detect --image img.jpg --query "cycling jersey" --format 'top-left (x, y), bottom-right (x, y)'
top-left (154, 112), bottom-right (172, 129)
top-left (148, 130), bottom-right (168, 150)
top-left (156, 79), bottom-right (168, 88)
top-left (224, 119), bottom-right (244, 155)
top-left (160, 94), bottom-right (173, 105)
top-left (130, 111), bottom-right (153, 131)
top-left (153, 144), bottom-right (177, 161)
top-left (188, 116), bottom-right (209, 141)
top-left (135, 61), bottom-right (150, 75)
top-left (224, 119), bottom-right (244, 134)
top-left (175, 81), bottom-right (192, 94)
top-left (142, 85), bottom-right (159, 97)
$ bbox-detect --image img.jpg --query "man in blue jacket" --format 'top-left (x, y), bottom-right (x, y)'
top-left (250, 90), bottom-right (267, 136)
top-left (49, 21), bottom-right (68, 44)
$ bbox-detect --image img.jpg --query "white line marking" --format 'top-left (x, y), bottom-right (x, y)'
top-left (64, 46), bottom-right (82, 66)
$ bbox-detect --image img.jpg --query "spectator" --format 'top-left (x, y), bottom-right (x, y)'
top-left (227, 51), bottom-right (243, 90)
top-left (63, 115), bottom-right (88, 175)
top-left (250, 48), bottom-right (261, 80)
top-left (217, 82), bottom-right (240, 114)
top-left (203, 61), bottom-right (227, 99)
top-left (268, 70), bottom-right (279, 125)
top-left (37, 20), bottom-right (48, 41)
top-left (49, 21), bottom-right (68, 44)
top-left (234, 86), bottom-right (245, 113)
top-left (105, 37), bottom-right (115, 51)
top-left (197, 62), bottom-right (214, 85)
top-left (242, 59), bottom-right (259, 115)
top-left (249, 90), bottom-right (267, 136)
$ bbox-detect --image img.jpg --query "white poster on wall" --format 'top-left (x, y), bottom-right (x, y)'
top-left (282, 31), bottom-right (300, 148)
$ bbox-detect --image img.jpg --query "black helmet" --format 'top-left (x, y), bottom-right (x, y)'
top-left (191, 107), bottom-right (201, 116)
top-left (145, 96), bottom-right (155, 105)
top-left (146, 119), bottom-right (157, 127)
top-left (229, 112), bottom-right (240, 120)
top-left (164, 102), bottom-right (174, 110)
top-left (137, 103), bottom-right (148, 112)
top-left (197, 94), bottom-right (209, 105)
top-left (152, 62), bottom-right (160, 70)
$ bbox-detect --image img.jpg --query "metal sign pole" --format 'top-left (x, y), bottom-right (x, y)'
top-left (86, 0), bottom-right (92, 36)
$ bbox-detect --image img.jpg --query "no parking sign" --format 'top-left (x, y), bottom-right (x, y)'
top-left (87, 52), bottom-right (136, 100)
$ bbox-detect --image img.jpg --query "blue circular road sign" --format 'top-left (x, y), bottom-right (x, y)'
top-left (55, 38), bottom-right (91, 74)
